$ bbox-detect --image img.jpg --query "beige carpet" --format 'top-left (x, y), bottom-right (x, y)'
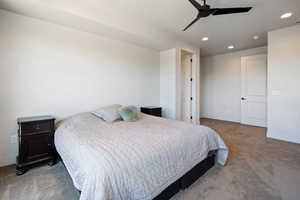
top-left (1, 119), bottom-right (300, 200)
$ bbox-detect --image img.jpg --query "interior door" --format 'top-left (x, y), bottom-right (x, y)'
top-left (181, 55), bottom-right (192, 123)
top-left (241, 54), bottom-right (267, 127)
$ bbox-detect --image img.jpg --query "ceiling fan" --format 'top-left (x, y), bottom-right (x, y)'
top-left (183, 0), bottom-right (252, 31)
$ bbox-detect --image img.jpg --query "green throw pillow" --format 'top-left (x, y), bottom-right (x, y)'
top-left (119, 106), bottom-right (139, 122)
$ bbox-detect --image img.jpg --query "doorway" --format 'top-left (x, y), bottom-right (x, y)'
top-left (241, 54), bottom-right (267, 127)
top-left (180, 50), bottom-right (193, 123)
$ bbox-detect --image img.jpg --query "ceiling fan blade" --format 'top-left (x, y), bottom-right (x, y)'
top-left (212, 7), bottom-right (252, 15)
top-left (183, 16), bottom-right (201, 31)
top-left (188, 0), bottom-right (203, 10)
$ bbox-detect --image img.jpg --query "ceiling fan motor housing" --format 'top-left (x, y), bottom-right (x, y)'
top-left (198, 11), bottom-right (211, 18)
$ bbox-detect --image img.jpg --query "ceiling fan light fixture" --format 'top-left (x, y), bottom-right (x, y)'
top-left (228, 45), bottom-right (234, 49)
top-left (281, 13), bottom-right (292, 19)
top-left (202, 37), bottom-right (209, 41)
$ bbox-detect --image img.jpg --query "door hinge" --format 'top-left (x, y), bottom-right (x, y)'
top-left (190, 58), bottom-right (193, 62)
top-left (190, 78), bottom-right (193, 82)
top-left (190, 116), bottom-right (193, 120)
top-left (190, 97), bottom-right (193, 101)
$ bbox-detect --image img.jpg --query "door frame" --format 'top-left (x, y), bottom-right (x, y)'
top-left (180, 51), bottom-right (193, 123)
top-left (241, 54), bottom-right (268, 127)
top-left (176, 48), bottom-right (199, 124)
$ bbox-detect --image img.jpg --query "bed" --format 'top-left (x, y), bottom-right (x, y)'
top-left (55, 112), bottom-right (228, 200)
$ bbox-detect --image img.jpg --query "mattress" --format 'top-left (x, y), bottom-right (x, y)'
top-left (55, 112), bottom-right (228, 200)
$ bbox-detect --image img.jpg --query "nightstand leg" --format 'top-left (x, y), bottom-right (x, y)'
top-left (16, 167), bottom-right (26, 176)
top-left (48, 159), bottom-right (57, 166)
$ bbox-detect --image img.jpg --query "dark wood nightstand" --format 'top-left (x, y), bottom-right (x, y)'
top-left (141, 107), bottom-right (162, 117)
top-left (16, 116), bottom-right (57, 175)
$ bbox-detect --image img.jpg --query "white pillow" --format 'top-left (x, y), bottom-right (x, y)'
top-left (92, 104), bottom-right (122, 123)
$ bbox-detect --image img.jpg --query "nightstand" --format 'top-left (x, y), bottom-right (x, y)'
top-left (141, 107), bottom-right (162, 117)
top-left (16, 115), bottom-right (57, 175)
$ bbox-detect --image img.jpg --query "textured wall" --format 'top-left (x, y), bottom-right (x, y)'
top-left (267, 25), bottom-right (300, 143)
top-left (200, 46), bottom-right (267, 122)
top-left (0, 10), bottom-right (160, 166)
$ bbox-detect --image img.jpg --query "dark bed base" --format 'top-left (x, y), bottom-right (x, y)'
top-left (153, 153), bottom-right (216, 200)
top-left (76, 152), bottom-right (216, 200)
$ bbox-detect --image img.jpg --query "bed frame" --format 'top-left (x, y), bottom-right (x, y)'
top-left (153, 151), bottom-right (216, 200)
top-left (75, 151), bottom-right (216, 200)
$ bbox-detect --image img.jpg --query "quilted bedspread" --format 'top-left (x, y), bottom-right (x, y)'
top-left (55, 112), bottom-right (228, 200)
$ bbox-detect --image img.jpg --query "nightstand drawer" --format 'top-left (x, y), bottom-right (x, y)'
top-left (21, 121), bottom-right (52, 135)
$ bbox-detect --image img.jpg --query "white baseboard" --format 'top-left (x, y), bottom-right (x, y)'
top-left (200, 114), bottom-right (240, 123)
top-left (267, 130), bottom-right (300, 144)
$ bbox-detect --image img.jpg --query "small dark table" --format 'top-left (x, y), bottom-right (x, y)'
top-left (16, 115), bottom-right (57, 175)
top-left (141, 107), bottom-right (162, 117)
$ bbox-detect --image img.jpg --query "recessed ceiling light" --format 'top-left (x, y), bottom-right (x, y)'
top-left (281, 12), bottom-right (292, 19)
top-left (202, 37), bottom-right (209, 41)
top-left (253, 35), bottom-right (259, 40)
top-left (228, 45), bottom-right (234, 49)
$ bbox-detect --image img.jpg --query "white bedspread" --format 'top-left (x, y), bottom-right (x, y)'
top-left (55, 113), bottom-right (228, 200)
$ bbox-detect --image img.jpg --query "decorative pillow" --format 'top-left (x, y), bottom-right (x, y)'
top-left (92, 104), bottom-right (122, 123)
top-left (119, 106), bottom-right (139, 122)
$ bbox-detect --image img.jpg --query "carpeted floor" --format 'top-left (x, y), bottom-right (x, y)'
top-left (1, 118), bottom-right (300, 200)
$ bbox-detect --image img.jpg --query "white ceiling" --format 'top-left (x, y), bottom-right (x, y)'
top-left (1, 0), bottom-right (300, 56)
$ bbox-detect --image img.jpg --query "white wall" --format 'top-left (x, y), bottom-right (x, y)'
top-left (0, 10), bottom-right (160, 166)
top-left (160, 49), bottom-right (177, 119)
top-left (200, 46), bottom-right (267, 122)
top-left (267, 25), bottom-right (300, 144)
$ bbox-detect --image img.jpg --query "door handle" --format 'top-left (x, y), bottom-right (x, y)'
top-left (241, 97), bottom-right (247, 100)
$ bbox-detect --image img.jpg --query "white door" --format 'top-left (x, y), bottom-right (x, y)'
top-left (181, 55), bottom-right (192, 122)
top-left (241, 54), bottom-right (267, 127)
